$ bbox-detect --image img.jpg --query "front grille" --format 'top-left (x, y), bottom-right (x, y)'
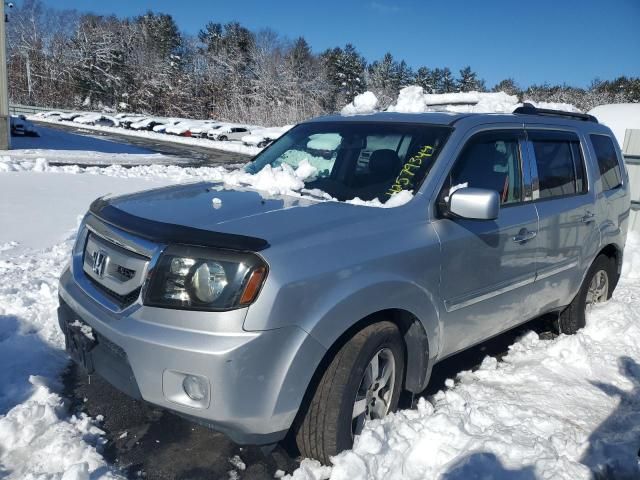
top-left (86, 275), bottom-right (142, 307)
top-left (82, 231), bottom-right (149, 309)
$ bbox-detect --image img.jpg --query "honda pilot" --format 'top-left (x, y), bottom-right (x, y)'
top-left (58, 105), bottom-right (630, 463)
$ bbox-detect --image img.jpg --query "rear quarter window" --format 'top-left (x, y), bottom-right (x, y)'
top-left (590, 134), bottom-right (622, 191)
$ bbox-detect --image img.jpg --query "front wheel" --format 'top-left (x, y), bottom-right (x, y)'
top-left (218, 135), bottom-right (228, 141)
top-left (294, 321), bottom-right (404, 464)
top-left (557, 254), bottom-right (615, 334)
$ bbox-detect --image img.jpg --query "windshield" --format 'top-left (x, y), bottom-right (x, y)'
top-left (245, 121), bottom-right (451, 203)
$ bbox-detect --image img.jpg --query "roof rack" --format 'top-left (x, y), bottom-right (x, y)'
top-left (513, 102), bottom-right (598, 123)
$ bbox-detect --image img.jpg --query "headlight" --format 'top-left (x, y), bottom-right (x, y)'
top-left (144, 245), bottom-right (268, 311)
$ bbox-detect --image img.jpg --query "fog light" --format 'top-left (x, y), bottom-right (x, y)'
top-left (182, 375), bottom-right (207, 401)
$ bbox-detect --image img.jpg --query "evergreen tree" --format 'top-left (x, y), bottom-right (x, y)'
top-left (440, 67), bottom-right (456, 93)
top-left (321, 43), bottom-right (365, 104)
top-left (492, 78), bottom-right (521, 96)
top-left (430, 68), bottom-right (444, 93)
top-left (397, 60), bottom-right (414, 88)
top-left (414, 67), bottom-right (433, 93)
top-left (368, 52), bottom-right (400, 105)
top-left (458, 66), bottom-right (482, 92)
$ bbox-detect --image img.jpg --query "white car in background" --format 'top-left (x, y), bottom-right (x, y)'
top-left (73, 113), bottom-right (120, 127)
top-left (242, 125), bottom-right (293, 148)
top-left (189, 121), bottom-right (221, 138)
top-left (35, 111), bottom-right (65, 120)
top-left (59, 112), bottom-right (84, 122)
top-left (116, 114), bottom-right (147, 129)
top-left (208, 125), bottom-right (251, 141)
top-left (164, 121), bottom-right (197, 136)
top-left (152, 119), bottom-right (183, 133)
top-left (130, 117), bottom-right (168, 131)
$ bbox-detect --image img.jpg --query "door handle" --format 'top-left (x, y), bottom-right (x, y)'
top-left (512, 229), bottom-right (537, 243)
top-left (581, 212), bottom-right (595, 224)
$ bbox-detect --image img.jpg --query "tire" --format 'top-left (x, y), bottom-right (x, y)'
top-left (295, 321), bottom-right (405, 464)
top-left (218, 135), bottom-right (228, 141)
top-left (557, 254), bottom-right (616, 334)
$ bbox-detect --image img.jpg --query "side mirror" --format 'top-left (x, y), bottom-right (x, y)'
top-left (449, 187), bottom-right (499, 220)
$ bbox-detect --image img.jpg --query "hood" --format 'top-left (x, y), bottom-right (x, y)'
top-left (91, 182), bottom-right (388, 249)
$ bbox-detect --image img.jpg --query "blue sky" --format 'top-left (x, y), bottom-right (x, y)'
top-left (45, 0), bottom-right (640, 88)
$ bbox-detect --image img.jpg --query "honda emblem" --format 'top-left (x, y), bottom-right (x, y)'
top-left (91, 249), bottom-right (108, 278)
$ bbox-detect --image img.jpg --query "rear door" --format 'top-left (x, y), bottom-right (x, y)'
top-left (435, 128), bottom-right (539, 357)
top-left (524, 127), bottom-right (599, 313)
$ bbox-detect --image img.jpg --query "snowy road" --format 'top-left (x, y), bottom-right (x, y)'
top-left (1, 148), bottom-right (640, 479)
top-left (30, 119), bottom-right (255, 166)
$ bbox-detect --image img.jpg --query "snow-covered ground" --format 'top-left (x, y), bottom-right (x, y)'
top-left (287, 236), bottom-right (640, 480)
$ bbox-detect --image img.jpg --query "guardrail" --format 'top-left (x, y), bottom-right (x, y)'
top-left (9, 103), bottom-right (73, 116)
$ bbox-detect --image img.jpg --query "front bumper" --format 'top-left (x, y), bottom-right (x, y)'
top-left (58, 267), bottom-right (325, 445)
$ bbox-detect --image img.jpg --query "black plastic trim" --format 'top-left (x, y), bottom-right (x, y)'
top-left (89, 197), bottom-right (269, 252)
top-left (514, 102), bottom-right (598, 123)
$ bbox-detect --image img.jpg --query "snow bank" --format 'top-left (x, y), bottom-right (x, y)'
top-left (286, 234), bottom-right (640, 480)
top-left (588, 103), bottom-right (640, 146)
top-left (0, 231), bottom-right (122, 479)
top-left (341, 92), bottom-right (379, 115)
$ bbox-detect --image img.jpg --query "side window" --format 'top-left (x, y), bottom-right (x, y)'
top-left (530, 131), bottom-right (587, 199)
top-left (446, 131), bottom-right (523, 205)
top-left (590, 134), bottom-right (622, 191)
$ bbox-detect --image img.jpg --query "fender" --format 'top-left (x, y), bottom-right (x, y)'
top-left (262, 276), bottom-right (442, 419)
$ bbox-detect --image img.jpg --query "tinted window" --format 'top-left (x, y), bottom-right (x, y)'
top-left (590, 134), bottom-right (622, 191)
top-left (446, 131), bottom-right (523, 205)
top-left (533, 140), bottom-right (577, 198)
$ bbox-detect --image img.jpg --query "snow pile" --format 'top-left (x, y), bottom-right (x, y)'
top-left (588, 103), bottom-right (640, 146)
top-left (341, 92), bottom-right (379, 115)
top-left (387, 87), bottom-right (520, 114)
top-left (286, 233), bottom-right (640, 480)
top-left (348, 86), bottom-right (581, 116)
top-left (346, 189), bottom-right (413, 208)
top-left (0, 231), bottom-right (122, 479)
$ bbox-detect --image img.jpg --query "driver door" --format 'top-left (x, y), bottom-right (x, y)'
top-left (434, 128), bottom-right (539, 357)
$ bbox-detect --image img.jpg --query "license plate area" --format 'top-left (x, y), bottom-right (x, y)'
top-left (62, 317), bottom-right (97, 373)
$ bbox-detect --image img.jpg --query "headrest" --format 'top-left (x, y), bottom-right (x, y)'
top-left (369, 149), bottom-right (401, 178)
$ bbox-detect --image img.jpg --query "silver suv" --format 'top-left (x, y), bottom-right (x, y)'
top-left (58, 105), bottom-right (631, 463)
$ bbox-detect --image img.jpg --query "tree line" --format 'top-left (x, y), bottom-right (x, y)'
top-left (7, 0), bottom-right (640, 126)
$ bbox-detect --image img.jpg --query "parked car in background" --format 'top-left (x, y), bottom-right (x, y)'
top-left (10, 115), bottom-right (39, 137)
top-left (59, 112), bottom-right (84, 122)
top-left (209, 125), bottom-right (251, 141)
top-left (242, 126), bottom-right (293, 148)
top-left (73, 113), bottom-right (120, 127)
top-left (36, 111), bottom-right (65, 120)
top-left (130, 117), bottom-right (168, 131)
top-left (57, 105), bottom-right (630, 463)
top-left (116, 115), bottom-right (147, 129)
top-left (190, 121), bottom-right (221, 138)
top-left (153, 119), bottom-right (182, 133)
top-left (165, 121), bottom-right (195, 136)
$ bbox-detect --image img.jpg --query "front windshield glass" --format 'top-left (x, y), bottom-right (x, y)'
top-left (245, 122), bottom-right (451, 203)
